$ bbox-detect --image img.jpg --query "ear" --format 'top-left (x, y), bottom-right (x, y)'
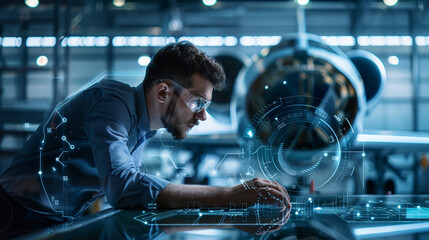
top-left (155, 82), bottom-right (171, 104)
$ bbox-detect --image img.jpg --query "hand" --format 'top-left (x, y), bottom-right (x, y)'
top-left (227, 177), bottom-right (291, 211)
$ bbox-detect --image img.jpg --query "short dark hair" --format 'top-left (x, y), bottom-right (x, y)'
top-left (143, 41), bottom-right (226, 91)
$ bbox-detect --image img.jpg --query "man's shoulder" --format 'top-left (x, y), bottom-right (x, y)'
top-left (93, 79), bottom-right (133, 93)
top-left (85, 79), bottom-right (137, 112)
top-left (90, 79), bottom-right (133, 99)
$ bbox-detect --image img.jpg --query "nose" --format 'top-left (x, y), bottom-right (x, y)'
top-left (195, 108), bottom-right (207, 121)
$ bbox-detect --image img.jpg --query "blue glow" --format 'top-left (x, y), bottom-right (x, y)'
top-left (138, 56), bottom-right (151, 66)
top-left (1, 37), bottom-right (22, 47)
top-left (357, 36), bottom-right (412, 46)
top-left (202, 0), bottom-right (217, 6)
top-left (321, 36), bottom-right (355, 46)
top-left (354, 222), bottom-right (429, 237)
top-left (0, 35), bottom-right (427, 48)
top-left (240, 36), bottom-right (282, 46)
top-left (178, 36), bottom-right (237, 47)
top-left (357, 133), bottom-right (429, 144)
top-left (407, 207), bottom-right (429, 219)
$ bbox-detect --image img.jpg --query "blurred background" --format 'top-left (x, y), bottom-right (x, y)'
top-left (1, 0), bottom-right (429, 198)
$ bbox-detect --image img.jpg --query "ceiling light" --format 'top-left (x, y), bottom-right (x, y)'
top-left (202, 0), bottom-right (217, 7)
top-left (113, 0), bottom-right (125, 7)
top-left (296, 0), bottom-right (310, 6)
top-left (138, 55), bottom-right (151, 66)
top-left (36, 55), bottom-right (48, 66)
top-left (388, 56), bottom-right (399, 65)
top-left (383, 0), bottom-right (398, 7)
top-left (25, 0), bottom-right (39, 8)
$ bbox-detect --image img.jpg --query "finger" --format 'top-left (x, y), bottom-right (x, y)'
top-left (277, 188), bottom-right (292, 209)
top-left (272, 181), bottom-right (290, 202)
top-left (264, 187), bottom-right (291, 209)
top-left (270, 211), bottom-right (290, 225)
top-left (259, 187), bottom-right (289, 210)
top-left (252, 179), bottom-right (291, 209)
top-left (282, 210), bottom-right (291, 223)
top-left (256, 180), bottom-right (287, 197)
top-left (257, 224), bottom-right (280, 235)
top-left (276, 182), bottom-right (290, 201)
top-left (274, 188), bottom-right (292, 209)
top-left (267, 224), bottom-right (282, 232)
top-left (259, 179), bottom-right (290, 203)
top-left (256, 192), bottom-right (287, 211)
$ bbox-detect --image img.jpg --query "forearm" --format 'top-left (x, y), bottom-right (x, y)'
top-left (155, 183), bottom-right (234, 209)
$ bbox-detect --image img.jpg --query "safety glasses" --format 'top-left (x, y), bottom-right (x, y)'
top-left (155, 79), bottom-right (212, 113)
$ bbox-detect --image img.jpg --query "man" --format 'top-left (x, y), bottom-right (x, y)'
top-left (0, 41), bottom-right (290, 236)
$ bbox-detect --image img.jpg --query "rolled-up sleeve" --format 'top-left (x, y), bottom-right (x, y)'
top-left (84, 93), bottom-right (169, 209)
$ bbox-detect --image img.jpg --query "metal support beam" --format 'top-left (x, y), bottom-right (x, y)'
top-left (350, 0), bottom-right (371, 39)
top-left (0, 24), bottom-right (4, 152)
top-left (410, 4), bottom-right (421, 193)
top-left (410, 11), bottom-right (420, 132)
top-left (106, 11), bottom-right (114, 75)
top-left (107, 37), bottom-right (113, 75)
top-left (414, 0), bottom-right (429, 33)
top-left (52, 0), bottom-right (61, 108)
top-left (63, 0), bottom-right (72, 100)
top-left (0, 24), bottom-right (3, 106)
top-left (296, 5), bottom-right (306, 35)
top-left (18, 20), bottom-right (29, 100)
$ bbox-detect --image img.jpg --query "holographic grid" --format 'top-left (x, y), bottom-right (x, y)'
top-left (38, 72), bottom-right (152, 219)
top-left (134, 206), bottom-right (288, 227)
top-left (140, 131), bottom-right (191, 180)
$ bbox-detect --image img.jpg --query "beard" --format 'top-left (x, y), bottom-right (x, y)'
top-left (161, 96), bottom-right (188, 140)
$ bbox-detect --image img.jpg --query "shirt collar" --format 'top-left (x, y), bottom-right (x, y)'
top-left (134, 83), bottom-right (152, 133)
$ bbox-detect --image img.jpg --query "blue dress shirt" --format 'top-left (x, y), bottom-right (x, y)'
top-left (0, 80), bottom-right (170, 219)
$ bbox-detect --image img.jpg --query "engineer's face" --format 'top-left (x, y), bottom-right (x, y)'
top-left (161, 73), bottom-right (213, 140)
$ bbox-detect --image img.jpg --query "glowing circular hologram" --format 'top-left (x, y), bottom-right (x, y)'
top-left (239, 95), bottom-right (354, 192)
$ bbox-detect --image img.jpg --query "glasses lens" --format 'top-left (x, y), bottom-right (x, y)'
top-left (188, 98), bottom-right (209, 113)
top-left (163, 79), bottom-right (210, 113)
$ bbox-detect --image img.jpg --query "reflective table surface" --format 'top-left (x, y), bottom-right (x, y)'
top-left (17, 195), bottom-right (429, 240)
